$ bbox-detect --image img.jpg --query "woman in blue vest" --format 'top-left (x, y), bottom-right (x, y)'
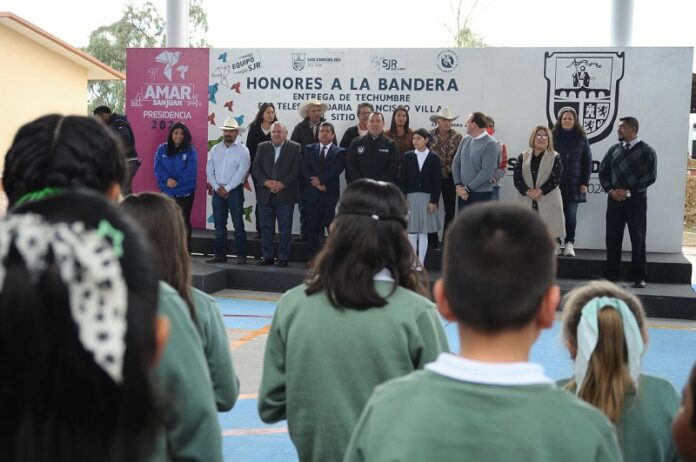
top-left (154, 122), bottom-right (198, 243)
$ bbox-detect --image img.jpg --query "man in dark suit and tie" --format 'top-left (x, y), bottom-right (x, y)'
top-left (301, 122), bottom-right (346, 265)
top-left (252, 121), bottom-right (302, 267)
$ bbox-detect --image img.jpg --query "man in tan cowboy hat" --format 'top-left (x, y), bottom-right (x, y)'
top-left (205, 117), bottom-right (250, 264)
top-left (429, 106), bottom-right (463, 237)
top-left (291, 99), bottom-right (334, 241)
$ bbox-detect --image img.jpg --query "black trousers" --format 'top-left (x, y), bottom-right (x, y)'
top-left (174, 193), bottom-right (195, 244)
top-left (429, 173), bottom-right (456, 247)
top-left (605, 193), bottom-right (647, 281)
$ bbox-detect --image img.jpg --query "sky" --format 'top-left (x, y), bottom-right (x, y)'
top-left (2, 0), bottom-right (695, 55)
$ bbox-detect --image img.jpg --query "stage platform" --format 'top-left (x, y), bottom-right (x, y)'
top-left (190, 229), bottom-right (696, 320)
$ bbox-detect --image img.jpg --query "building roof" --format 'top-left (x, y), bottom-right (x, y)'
top-left (0, 12), bottom-right (125, 80)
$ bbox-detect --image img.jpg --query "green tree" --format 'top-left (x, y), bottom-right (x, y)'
top-left (446, 0), bottom-right (487, 48)
top-left (83, 0), bottom-right (209, 114)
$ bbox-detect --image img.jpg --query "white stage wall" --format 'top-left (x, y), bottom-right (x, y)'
top-left (205, 47), bottom-right (692, 252)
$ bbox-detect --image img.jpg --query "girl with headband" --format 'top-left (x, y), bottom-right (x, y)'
top-left (0, 190), bottom-right (165, 461)
top-left (258, 178), bottom-right (449, 462)
top-left (559, 280), bottom-right (680, 462)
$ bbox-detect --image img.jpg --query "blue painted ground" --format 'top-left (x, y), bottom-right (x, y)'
top-left (218, 296), bottom-right (696, 462)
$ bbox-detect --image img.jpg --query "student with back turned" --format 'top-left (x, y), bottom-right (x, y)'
top-left (344, 203), bottom-right (622, 462)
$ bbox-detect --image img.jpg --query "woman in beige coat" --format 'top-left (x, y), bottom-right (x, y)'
top-left (513, 125), bottom-right (566, 254)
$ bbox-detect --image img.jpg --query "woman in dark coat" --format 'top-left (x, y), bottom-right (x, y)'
top-left (552, 106), bottom-right (592, 257)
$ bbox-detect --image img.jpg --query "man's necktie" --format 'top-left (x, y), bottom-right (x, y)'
top-left (319, 146), bottom-right (326, 173)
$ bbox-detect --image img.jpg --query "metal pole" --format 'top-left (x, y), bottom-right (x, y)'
top-left (166, 0), bottom-right (189, 47)
top-left (612, 0), bottom-right (634, 46)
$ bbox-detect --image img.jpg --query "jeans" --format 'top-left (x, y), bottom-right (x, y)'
top-left (562, 199), bottom-right (579, 244)
top-left (457, 191), bottom-right (493, 210)
top-left (212, 185), bottom-right (247, 259)
top-left (260, 195), bottom-right (295, 261)
top-left (491, 185), bottom-right (500, 201)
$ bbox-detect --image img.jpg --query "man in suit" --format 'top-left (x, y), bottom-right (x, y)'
top-left (301, 122), bottom-right (346, 265)
top-left (252, 121), bottom-right (302, 268)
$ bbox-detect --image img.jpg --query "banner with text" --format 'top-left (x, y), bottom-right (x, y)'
top-left (126, 48), bottom-right (209, 228)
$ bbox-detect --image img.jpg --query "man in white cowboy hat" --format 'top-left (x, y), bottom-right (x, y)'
top-left (429, 106), bottom-right (463, 235)
top-left (290, 99), bottom-right (335, 242)
top-left (205, 117), bottom-right (250, 264)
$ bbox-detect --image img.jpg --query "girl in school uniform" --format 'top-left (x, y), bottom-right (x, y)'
top-left (258, 179), bottom-right (449, 462)
top-left (560, 280), bottom-right (681, 462)
top-left (121, 192), bottom-right (239, 413)
top-left (398, 128), bottom-right (443, 271)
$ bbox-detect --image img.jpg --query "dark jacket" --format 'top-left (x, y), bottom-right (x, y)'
top-left (245, 122), bottom-right (271, 165)
top-left (398, 150), bottom-right (442, 204)
top-left (552, 129), bottom-right (592, 202)
top-left (291, 117), bottom-right (336, 151)
top-left (346, 133), bottom-right (399, 184)
top-left (339, 125), bottom-right (361, 149)
top-left (252, 140), bottom-right (302, 205)
top-left (301, 143), bottom-right (346, 204)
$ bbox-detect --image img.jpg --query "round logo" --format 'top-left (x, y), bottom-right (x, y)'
top-left (437, 50), bottom-right (459, 73)
top-left (357, 146), bottom-right (366, 154)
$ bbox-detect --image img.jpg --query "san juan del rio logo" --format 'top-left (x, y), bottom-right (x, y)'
top-left (544, 51), bottom-right (625, 144)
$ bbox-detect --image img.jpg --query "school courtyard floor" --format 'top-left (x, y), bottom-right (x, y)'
top-left (216, 281), bottom-right (696, 462)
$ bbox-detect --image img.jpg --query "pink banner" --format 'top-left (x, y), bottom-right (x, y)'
top-left (126, 48), bottom-right (210, 228)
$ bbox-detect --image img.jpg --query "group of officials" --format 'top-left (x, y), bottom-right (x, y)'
top-left (203, 99), bottom-right (657, 286)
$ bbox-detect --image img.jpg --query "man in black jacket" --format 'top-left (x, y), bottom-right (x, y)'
top-left (345, 112), bottom-right (399, 184)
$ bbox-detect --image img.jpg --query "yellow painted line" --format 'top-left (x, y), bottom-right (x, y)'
top-left (238, 393), bottom-right (258, 400)
top-left (216, 293), bottom-right (281, 302)
top-left (222, 427), bottom-right (288, 436)
top-left (230, 325), bottom-right (271, 350)
top-left (645, 323), bottom-right (696, 331)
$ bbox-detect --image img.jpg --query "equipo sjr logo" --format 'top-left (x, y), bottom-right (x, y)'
top-left (371, 56), bottom-right (406, 72)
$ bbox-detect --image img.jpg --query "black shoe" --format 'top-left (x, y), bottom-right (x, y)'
top-left (206, 257), bottom-right (227, 264)
top-left (252, 234), bottom-right (262, 239)
top-left (294, 235), bottom-right (308, 242)
top-left (257, 258), bottom-right (275, 266)
top-left (235, 256), bottom-right (247, 265)
top-left (276, 259), bottom-right (288, 268)
top-left (634, 279), bottom-right (647, 289)
top-left (603, 272), bottom-right (620, 282)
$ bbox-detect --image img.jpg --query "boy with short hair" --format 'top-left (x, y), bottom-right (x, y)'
top-left (343, 203), bottom-right (622, 462)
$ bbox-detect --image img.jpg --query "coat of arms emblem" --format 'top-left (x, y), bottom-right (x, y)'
top-left (544, 51), bottom-right (625, 144)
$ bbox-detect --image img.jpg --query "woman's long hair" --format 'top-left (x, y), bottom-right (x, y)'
top-left (0, 190), bottom-right (161, 461)
top-left (252, 103), bottom-right (277, 127)
top-left (166, 122), bottom-right (192, 156)
top-left (562, 280), bottom-right (647, 423)
top-left (121, 192), bottom-right (196, 321)
top-left (305, 179), bottom-right (426, 309)
top-left (388, 106), bottom-right (410, 134)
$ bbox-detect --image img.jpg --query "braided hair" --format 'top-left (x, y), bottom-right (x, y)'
top-left (3, 114), bottom-right (126, 206)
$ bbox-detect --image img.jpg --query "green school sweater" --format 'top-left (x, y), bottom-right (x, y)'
top-left (559, 374), bottom-right (681, 462)
top-left (258, 282), bottom-right (449, 462)
top-left (191, 287), bottom-right (239, 412)
top-left (152, 282), bottom-right (222, 462)
top-left (344, 369), bottom-right (622, 462)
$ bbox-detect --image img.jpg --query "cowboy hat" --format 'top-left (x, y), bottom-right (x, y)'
top-left (429, 106), bottom-right (459, 123)
top-left (299, 99), bottom-right (329, 119)
top-left (219, 117), bottom-right (246, 133)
